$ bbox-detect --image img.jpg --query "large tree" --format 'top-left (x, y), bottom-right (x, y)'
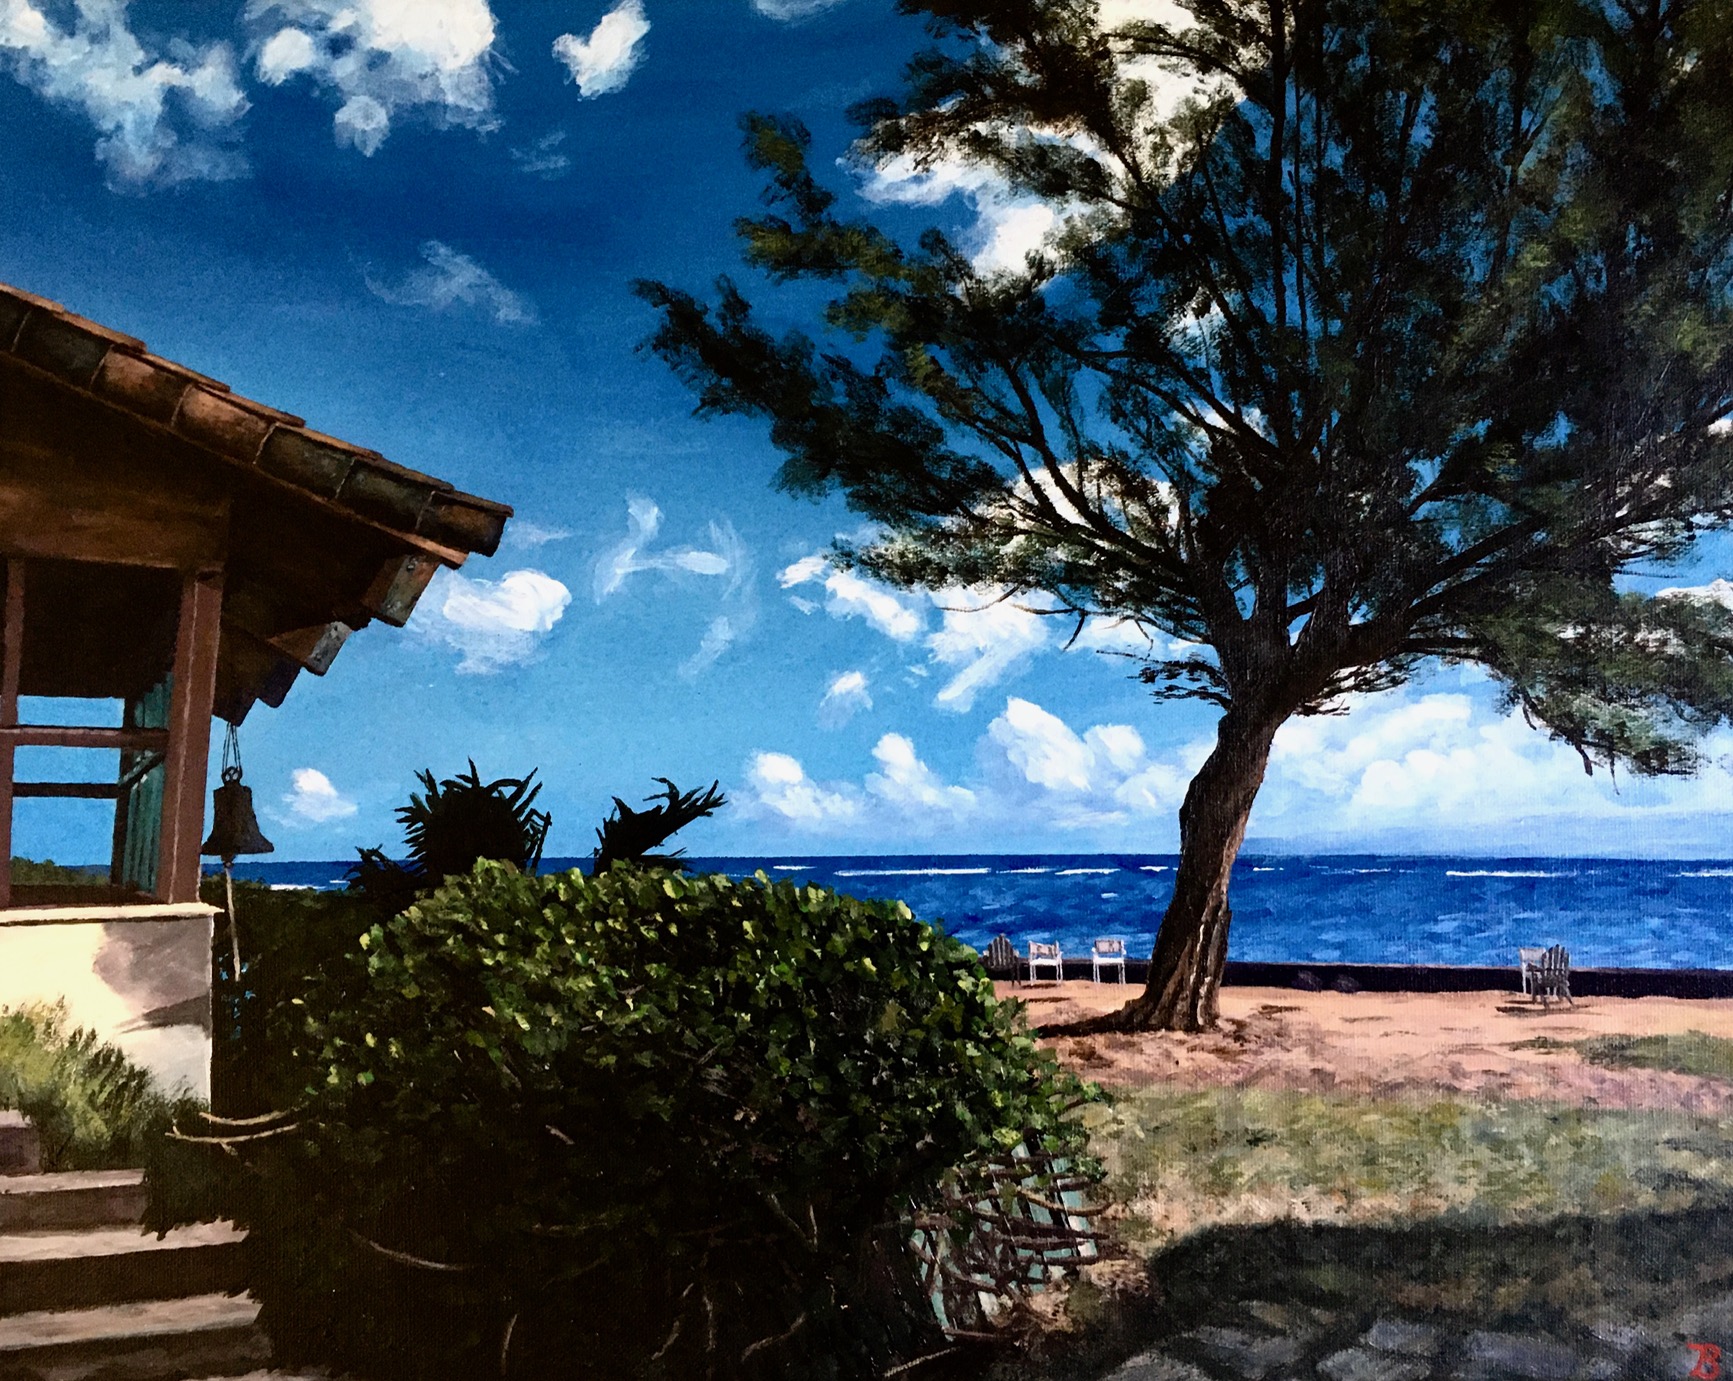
top-left (640, 0), bottom-right (1733, 1030)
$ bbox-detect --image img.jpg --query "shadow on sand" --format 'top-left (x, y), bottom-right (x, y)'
top-left (981, 1200), bottom-right (1733, 1379)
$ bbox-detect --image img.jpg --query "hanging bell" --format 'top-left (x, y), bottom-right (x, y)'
top-left (201, 765), bottom-right (275, 861)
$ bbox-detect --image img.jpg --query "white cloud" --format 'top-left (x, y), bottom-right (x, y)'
top-left (366, 241), bottom-right (535, 325)
top-left (552, 0), bottom-right (648, 98)
top-left (503, 520), bottom-right (571, 550)
top-left (281, 767), bottom-right (357, 824)
top-left (989, 697), bottom-right (1097, 792)
top-left (595, 496), bottom-right (756, 675)
top-left (746, 751), bottom-right (858, 825)
top-left (510, 129), bottom-right (570, 178)
top-left (819, 668), bottom-right (872, 726)
top-left (779, 556), bottom-right (925, 641)
top-left (1658, 577), bottom-right (1733, 610)
top-left (867, 733), bottom-right (974, 814)
top-left (595, 496), bottom-right (740, 597)
top-left (247, 0), bottom-right (498, 155)
top-left (752, 0), bottom-right (850, 18)
top-left (0, 0), bottom-right (248, 188)
top-left (859, 153), bottom-right (1060, 274)
top-left (416, 567), bottom-right (571, 673)
top-left (927, 589), bottom-right (1049, 711)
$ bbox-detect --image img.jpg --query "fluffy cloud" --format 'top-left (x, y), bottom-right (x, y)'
top-left (595, 496), bottom-right (756, 676)
top-left (552, 0), bottom-right (648, 98)
top-left (819, 669), bottom-right (872, 727)
top-left (366, 241), bottom-right (535, 325)
top-left (927, 590), bottom-right (1050, 711)
top-left (867, 733), bottom-right (974, 814)
top-left (745, 699), bottom-right (1196, 843)
top-left (752, 0), bottom-right (851, 18)
top-left (746, 751), bottom-right (858, 825)
top-left (779, 556), bottom-right (924, 641)
top-left (0, 0), bottom-right (248, 187)
top-left (280, 767), bottom-right (357, 824)
top-left (416, 567), bottom-right (571, 673)
top-left (859, 154), bottom-right (1059, 274)
top-left (1254, 681), bottom-right (1733, 841)
top-left (248, 0), bottom-right (498, 155)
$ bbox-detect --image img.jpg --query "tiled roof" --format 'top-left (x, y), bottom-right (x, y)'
top-left (0, 281), bottom-right (511, 559)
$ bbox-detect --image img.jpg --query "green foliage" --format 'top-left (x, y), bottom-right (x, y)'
top-left (0, 1002), bottom-right (182, 1170)
top-left (348, 762), bottom-right (550, 916)
top-left (9, 857), bottom-right (104, 885)
top-left (1569, 1031), bottom-right (1733, 1079)
top-left (591, 776), bottom-right (727, 870)
top-left (216, 861), bottom-right (1090, 1380)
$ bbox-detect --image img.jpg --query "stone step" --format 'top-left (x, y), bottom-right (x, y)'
top-left (0, 1223), bottom-right (247, 1315)
top-left (0, 1172), bottom-right (148, 1234)
top-left (0, 1292), bottom-right (269, 1381)
top-left (0, 1116), bottom-right (39, 1178)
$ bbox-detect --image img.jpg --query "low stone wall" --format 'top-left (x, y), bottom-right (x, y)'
top-left (994, 958), bottom-right (1733, 999)
top-left (0, 906), bottom-right (216, 1099)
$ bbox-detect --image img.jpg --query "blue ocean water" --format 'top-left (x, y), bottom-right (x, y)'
top-left (219, 854), bottom-right (1733, 970)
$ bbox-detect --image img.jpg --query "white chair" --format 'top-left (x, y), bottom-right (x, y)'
top-left (1027, 941), bottom-right (1062, 984)
top-left (1091, 938), bottom-right (1127, 984)
top-left (1518, 946), bottom-right (1544, 998)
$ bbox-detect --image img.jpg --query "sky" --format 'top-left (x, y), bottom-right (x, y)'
top-left (4, 0), bottom-right (1733, 863)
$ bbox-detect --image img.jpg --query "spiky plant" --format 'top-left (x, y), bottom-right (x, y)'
top-left (592, 777), bottom-right (726, 872)
top-left (349, 762), bottom-right (551, 915)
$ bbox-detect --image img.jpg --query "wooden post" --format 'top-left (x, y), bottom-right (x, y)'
top-left (0, 560), bottom-right (21, 909)
top-left (156, 569), bottom-right (223, 903)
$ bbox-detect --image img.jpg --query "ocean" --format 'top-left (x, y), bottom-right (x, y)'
top-left (220, 854), bottom-right (1733, 971)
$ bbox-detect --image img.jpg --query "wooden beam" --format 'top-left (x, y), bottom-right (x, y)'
top-left (157, 570), bottom-right (223, 903)
top-left (0, 725), bottom-right (169, 750)
top-left (14, 782), bottom-right (118, 799)
top-left (361, 552), bottom-right (439, 627)
top-left (0, 561), bottom-right (22, 909)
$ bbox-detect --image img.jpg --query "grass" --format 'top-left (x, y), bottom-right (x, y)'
top-left (0, 1001), bottom-right (183, 1170)
top-left (1086, 1083), bottom-right (1733, 1255)
top-left (1512, 1030), bottom-right (1733, 1078)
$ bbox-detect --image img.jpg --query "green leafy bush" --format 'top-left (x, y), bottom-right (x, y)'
top-left (224, 861), bottom-right (1090, 1380)
top-left (0, 1002), bottom-right (183, 1170)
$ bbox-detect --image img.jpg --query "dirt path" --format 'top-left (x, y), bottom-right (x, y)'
top-left (1002, 981), bottom-right (1733, 1113)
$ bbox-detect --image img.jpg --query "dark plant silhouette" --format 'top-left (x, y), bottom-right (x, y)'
top-left (349, 762), bottom-right (551, 915)
top-left (592, 777), bottom-right (726, 872)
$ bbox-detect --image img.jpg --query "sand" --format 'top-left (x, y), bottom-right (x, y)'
top-left (1000, 981), bottom-right (1733, 1113)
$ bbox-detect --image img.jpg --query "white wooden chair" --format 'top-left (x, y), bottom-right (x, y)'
top-left (1091, 938), bottom-right (1127, 984)
top-left (1518, 946), bottom-right (1545, 998)
top-left (1027, 941), bottom-right (1062, 984)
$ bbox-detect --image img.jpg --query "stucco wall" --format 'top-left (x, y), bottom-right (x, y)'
top-left (0, 912), bottom-right (212, 1099)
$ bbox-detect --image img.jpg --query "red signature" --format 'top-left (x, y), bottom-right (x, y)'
top-left (1688, 1342), bottom-right (1722, 1380)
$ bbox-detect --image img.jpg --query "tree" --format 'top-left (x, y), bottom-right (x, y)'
top-left (640, 0), bottom-right (1733, 1030)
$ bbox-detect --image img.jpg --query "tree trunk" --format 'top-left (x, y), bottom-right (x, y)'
top-left (1059, 705), bottom-right (1283, 1034)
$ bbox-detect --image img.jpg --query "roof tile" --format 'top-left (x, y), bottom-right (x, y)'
top-left (418, 491), bottom-right (510, 557)
top-left (12, 312), bottom-right (114, 387)
top-left (337, 463), bottom-right (435, 533)
top-left (174, 387), bottom-right (274, 463)
top-left (93, 351), bottom-right (190, 426)
top-left (258, 428), bottom-right (357, 498)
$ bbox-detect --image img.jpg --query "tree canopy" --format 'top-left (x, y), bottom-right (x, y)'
top-left (640, 0), bottom-right (1733, 1028)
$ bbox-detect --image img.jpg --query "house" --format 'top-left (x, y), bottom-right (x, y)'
top-left (0, 280), bottom-right (511, 1094)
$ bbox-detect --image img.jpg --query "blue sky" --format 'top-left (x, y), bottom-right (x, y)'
top-left (5, 0), bottom-right (1733, 863)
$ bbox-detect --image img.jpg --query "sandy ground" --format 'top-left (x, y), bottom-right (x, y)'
top-left (1000, 981), bottom-right (1733, 1113)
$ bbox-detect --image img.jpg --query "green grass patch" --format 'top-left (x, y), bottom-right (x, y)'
top-left (0, 1002), bottom-right (184, 1170)
top-left (1087, 1084), bottom-right (1733, 1255)
top-left (1510, 1030), bottom-right (1733, 1078)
